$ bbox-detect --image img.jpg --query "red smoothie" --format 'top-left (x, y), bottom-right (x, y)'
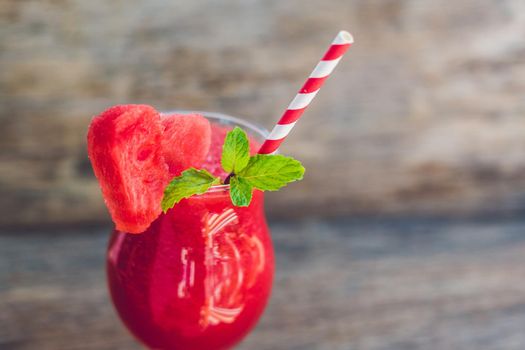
top-left (107, 120), bottom-right (274, 350)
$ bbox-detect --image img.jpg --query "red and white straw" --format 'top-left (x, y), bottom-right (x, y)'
top-left (258, 30), bottom-right (354, 155)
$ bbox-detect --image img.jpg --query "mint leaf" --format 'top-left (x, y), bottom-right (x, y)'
top-left (221, 126), bottom-right (250, 174)
top-left (161, 168), bottom-right (220, 213)
top-left (239, 154), bottom-right (305, 191)
top-left (230, 176), bottom-right (253, 207)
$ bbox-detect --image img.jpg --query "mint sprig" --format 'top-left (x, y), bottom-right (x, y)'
top-left (161, 168), bottom-right (220, 213)
top-left (228, 154), bottom-right (305, 206)
top-left (161, 127), bottom-right (305, 211)
top-left (221, 129), bottom-right (304, 206)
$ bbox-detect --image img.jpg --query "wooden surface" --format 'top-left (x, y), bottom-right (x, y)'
top-left (3, 0), bottom-right (525, 226)
top-left (2, 217), bottom-right (525, 349)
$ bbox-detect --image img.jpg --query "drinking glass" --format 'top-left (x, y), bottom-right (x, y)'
top-left (106, 112), bottom-right (275, 350)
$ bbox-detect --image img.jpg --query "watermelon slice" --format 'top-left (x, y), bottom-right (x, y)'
top-left (161, 113), bottom-right (211, 177)
top-left (87, 105), bottom-right (169, 234)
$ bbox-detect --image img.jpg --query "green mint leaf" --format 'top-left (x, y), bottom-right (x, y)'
top-left (221, 126), bottom-right (250, 174)
top-left (161, 168), bottom-right (220, 213)
top-left (229, 176), bottom-right (253, 207)
top-left (239, 154), bottom-right (305, 191)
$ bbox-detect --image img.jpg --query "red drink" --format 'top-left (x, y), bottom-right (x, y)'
top-left (107, 113), bottom-right (274, 350)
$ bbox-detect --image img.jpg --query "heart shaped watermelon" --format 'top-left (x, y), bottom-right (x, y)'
top-left (88, 105), bottom-right (212, 234)
top-left (87, 105), bottom-right (169, 233)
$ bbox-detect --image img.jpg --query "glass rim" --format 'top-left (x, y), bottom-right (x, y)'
top-left (162, 110), bottom-right (269, 139)
top-left (161, 110), bottom-right (270, 195)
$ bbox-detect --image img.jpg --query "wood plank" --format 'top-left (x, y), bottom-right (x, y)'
top-left (2, 218), bottom-right (525, 349)
top-left (3, 0), bottom-right (525, 226)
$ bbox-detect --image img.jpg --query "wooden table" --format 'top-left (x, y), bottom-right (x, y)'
top-left (2, 218), bottom-right (525, 349)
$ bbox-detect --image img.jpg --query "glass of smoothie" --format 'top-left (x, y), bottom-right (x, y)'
top-left (106, 112), bottom-right (275, 350)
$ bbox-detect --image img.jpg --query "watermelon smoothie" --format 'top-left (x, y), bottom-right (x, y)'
top-left (106, 112), bottom-right (274, 350)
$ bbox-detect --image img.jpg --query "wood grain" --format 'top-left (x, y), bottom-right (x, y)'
top-left (2, 0), bottom-right (525, 226)
top-left (2, 218), bottom-right (525, 349)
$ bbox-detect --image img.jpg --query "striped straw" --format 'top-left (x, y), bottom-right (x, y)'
top-left (258, 30), bottom-right (354, 155)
